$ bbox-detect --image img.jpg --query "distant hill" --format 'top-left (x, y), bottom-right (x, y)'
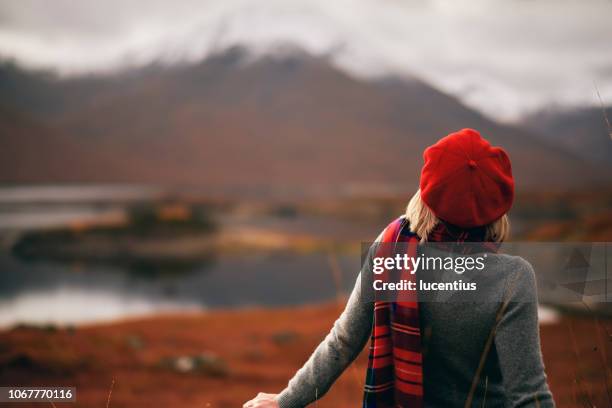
top-left (522, 107), bottom-right (612, 167)
top-left (0, 106), bottom-right (113, 182)
top-left (0, 47), bottom-right (608, 195)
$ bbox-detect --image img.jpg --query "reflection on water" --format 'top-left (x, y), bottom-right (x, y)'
top-left (0, 184), bottom-right (160, 203)
top-left (0, 252), bottom-right (564, 327)
top-left (0, 287), bottom-right (201, 327)
top-left (0, 250), bottom-right (360, 327)
top-left (0, 185), bottom-right (377, 327)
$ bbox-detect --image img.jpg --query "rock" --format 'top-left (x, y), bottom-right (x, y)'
top-left (174, 356), bottom-right (195, 373)
top-left (159, 352), bottom-right (228, 377)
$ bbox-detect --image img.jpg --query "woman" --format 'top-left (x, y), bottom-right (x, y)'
top-left (244, 129), bottom-right (555, 408)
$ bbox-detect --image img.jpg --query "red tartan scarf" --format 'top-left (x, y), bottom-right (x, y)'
top-left (363, 216), bottom-right (493, 408)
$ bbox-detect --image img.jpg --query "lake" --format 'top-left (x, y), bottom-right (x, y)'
top-left (0, 185), bottom-right (369, 327)
top-left (0, 185), bottom-right (576, 327)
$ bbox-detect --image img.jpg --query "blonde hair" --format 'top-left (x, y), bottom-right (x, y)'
top-left (405, 189), bottom-right (510, 243)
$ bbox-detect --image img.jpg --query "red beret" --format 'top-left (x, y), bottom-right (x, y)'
top-left (420, 128), bottom-right (514, 228)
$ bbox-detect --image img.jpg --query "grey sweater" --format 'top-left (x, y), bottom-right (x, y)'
top-left (276, 239), bottom-right (555, 408)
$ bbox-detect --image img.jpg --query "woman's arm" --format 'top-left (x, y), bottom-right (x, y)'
top-left (244, 234), bottom-right (382, 408)
top-left (274, 266), bottom-right (374, 408)
top-left (494, 257), bottom-right (555, 407)
top-left (261, 238), bottom-right (381, 408)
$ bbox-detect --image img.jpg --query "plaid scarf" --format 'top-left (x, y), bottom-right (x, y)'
top-left (363, 216), bottom-right (493, 408)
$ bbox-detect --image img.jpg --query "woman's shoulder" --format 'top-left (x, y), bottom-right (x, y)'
top-left (488, 253), bottom-right (538, 299)
top-left (490, 253), bottom-right (535, 275)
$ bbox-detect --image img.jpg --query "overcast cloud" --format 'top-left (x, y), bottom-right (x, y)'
top-left (0, 0), bottom-right (611, 121)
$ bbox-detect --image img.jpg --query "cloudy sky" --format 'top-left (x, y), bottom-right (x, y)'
top-left (0, 0), bottom-right (611, 122)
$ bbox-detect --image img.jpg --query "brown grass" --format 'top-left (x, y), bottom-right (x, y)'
top-left (1, 303), bottom-right (611, 408)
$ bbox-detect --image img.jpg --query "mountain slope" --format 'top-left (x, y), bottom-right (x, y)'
top-left (522, 107), bottom-right (612, 167)
top-left (0, 106), bottom-right (113, 182)
top-left (0, 48), bottom-right (607, 193)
